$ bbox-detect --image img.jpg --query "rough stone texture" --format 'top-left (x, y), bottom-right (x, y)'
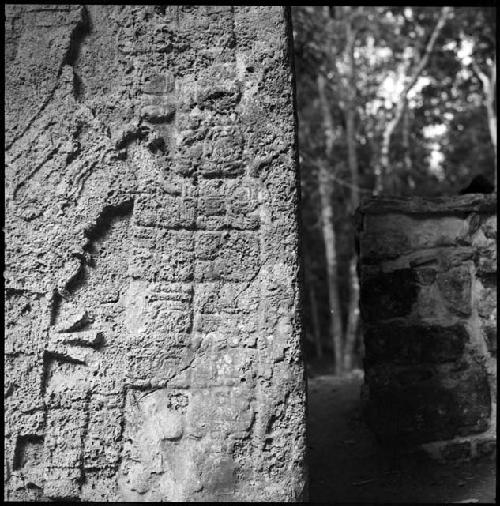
top-left (356, 195), bottom-right (496, 460)
top-left (5, 5), bottom-right (306, 501)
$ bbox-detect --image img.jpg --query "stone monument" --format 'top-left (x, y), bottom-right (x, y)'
top-left (4, 5), bottom-right (306, 501)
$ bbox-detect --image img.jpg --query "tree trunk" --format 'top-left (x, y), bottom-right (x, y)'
top-left (402, 99), bottom-right (414, 191)
top-left (308, 276), bottom-right (323, 360)
top-left (484, 60), bottom-right (496, 190)
top-left (344, 18), bottom-right (359, 210)
top-left (488, 107), bottom-right (497, 190)
top-left (343, 15), bottom-right (360, 373)
top-left (472, 57), bottom-right (497, 190)
top-left (317, 72), bottom-right (344, 375)
top-left (304, 248), bottom-right (323, 359)
top-left (343, 255), bottom-right (360, 372)
top-left (317, 166), bottom-right (343, 375)
top-left (379, 123), bottom-right (392, 194)
top-left (371, 114), bottom-right (384, 196)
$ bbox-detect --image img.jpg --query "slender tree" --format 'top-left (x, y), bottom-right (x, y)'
top-left (317, 71), bottom-right (344, 375)
top-left (341, 7), bottom-right (361, 372)
top-left (472, 55), bottom-right (497, 189)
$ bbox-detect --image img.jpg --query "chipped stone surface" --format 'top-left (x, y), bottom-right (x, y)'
top-left (5, 6), bottom-right (306, 501)
top-left (356, 196), bottom-right (497, 457)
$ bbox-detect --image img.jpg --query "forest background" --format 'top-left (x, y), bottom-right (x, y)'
top-left (291, 6), bottom-right (496, 374)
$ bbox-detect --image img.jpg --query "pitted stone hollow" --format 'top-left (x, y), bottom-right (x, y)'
top-left (5, 5), bottom-right (305, 502)
top-left (356, 195), bottom-right (497, 461)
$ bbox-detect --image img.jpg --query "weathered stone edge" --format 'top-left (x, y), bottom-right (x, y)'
top-left (358, 195), bottom-right (497, 216)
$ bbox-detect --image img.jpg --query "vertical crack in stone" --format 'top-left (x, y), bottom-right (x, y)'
top-left (62, 5), bottom-right (91, 101)
top-left (62, 6), bottom-right (91, 67)
top-left (49, 289), bottom-right (63, 327)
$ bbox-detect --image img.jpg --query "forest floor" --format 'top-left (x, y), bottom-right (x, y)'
top-left (306, 360), bottom-right (496, 503)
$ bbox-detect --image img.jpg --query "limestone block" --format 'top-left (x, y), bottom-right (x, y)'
top-left (481, 323), bottom-right (497, 355)
top-left (436, 265), bottom-right (472, 317)
top-left (359, 229), bottom-right (410, 261)
top-left (476, 438), bottom-right (496, 457)
top-left (358, 195), bottom-right (496, 216)
top-left (477, 280), bottom-right (497, 321)
top-left (359, 268), bottom-right (418, 322)
top-left (364, 323), bottom-right (468, 365)
top-left (476, 247), bottom-right (497, 275)
top-left (362, 214), bottom-right (468, 256)
top-left (415, 282), bottom-right (449, 320)
top-left (481, 215), bottom-right (497, 240)
top-left (366, 361), bottom-right (491, 445)
top-left (440, 441), bottom-right (472, 461)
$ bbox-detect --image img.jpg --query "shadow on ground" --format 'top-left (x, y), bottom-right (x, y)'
top-left (306, 362), bottom-right (496, 503)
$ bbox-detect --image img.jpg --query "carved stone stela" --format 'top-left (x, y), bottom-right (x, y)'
top-left (5, 6), bottom-right (306, 501)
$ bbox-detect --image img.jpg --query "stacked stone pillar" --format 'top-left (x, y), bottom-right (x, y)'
top-left (356, 195), bottom-right (496, 460)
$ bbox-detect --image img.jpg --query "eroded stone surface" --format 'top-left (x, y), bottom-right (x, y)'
top-left (363, 323), bottom-right (468, 366)
top-left (5, 6), bottom-right (305, 501)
